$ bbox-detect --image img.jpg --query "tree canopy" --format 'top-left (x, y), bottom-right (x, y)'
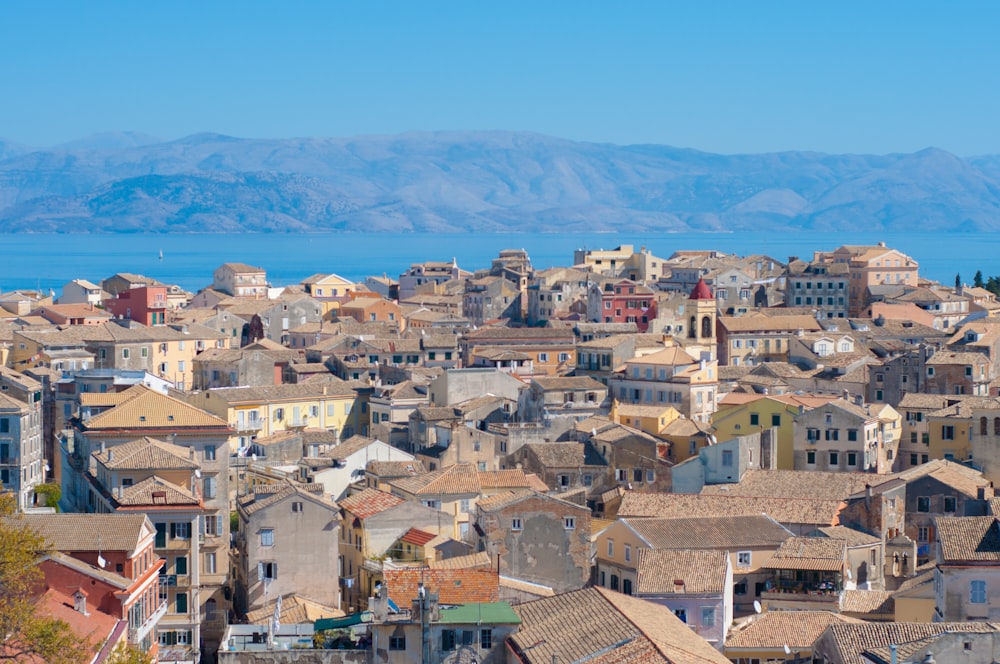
top-left (0, 493), bottom-right (90, 663)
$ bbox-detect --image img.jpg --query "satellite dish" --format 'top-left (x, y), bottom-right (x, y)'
top-left (252, 453), bottom-right (258, 462)
top-left (43, 464), bottom-right (50, 473)
top-left (784, 644), bottom-right (792, 655)
top-left (846, 568), bottom-right (853, 580)
top-left (195, 469), bottom-right (202, 478)
top-left (753, 600), bottom-right (762, 614)
top-left (97, 554), bottom-right (107, 569)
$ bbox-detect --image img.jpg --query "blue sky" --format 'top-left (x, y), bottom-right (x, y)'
top-left (2, 2), bottom-right (997, 154)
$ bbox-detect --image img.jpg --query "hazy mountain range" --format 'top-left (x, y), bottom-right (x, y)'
top-left (1, 131), bottom-right (999, 233)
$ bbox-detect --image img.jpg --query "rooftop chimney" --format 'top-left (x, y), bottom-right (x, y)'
top-left (72, 588), bottom-right (88, 615)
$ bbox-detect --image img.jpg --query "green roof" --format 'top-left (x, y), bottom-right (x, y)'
top-left (438, 602), bottom-right (521, 625)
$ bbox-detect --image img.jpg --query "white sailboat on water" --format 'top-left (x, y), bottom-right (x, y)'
top-left (158, 249), bottom-right (163, 261)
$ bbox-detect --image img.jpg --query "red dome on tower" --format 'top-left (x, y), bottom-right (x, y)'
top-left (689, 277), bottom-right (713, 300)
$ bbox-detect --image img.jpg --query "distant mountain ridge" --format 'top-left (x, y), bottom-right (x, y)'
top-left (1, 131), bottom-right (999, 233)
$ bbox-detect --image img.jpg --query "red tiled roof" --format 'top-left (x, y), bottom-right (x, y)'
top-left (338, 488), bottom-right (404, 519)
top-left (383, 568), bottom-right (500, 606)
top-left (400, 527), bottom-right (437, 547)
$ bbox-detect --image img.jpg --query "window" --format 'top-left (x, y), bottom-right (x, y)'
top-left (721, 450), bottom-right (734, 467)
top-left (624, 544), bottom-right (631, 562)
top-left (260, 529), bottom-right (274, 546)
top-left (205, 552), bottom-right (217, 575)
top-left (259, 561), bottom-right (278, 580)
top-left (564, 517), bottom-right (576, 530)
top-left (771, 414), bottom-right (781, 426)
top-left (737, 551), bottom-right (751, 567)
top-left (944, 496), bottom-right (957, 513)
top-left (537, 353), bottom-right (549, 362)
top-left (701, 606), bottom-right (715, 627)
top-left (442, 629), bottom-right (456, 651)
top-left (645, 469), bottom-right (654, 483)
top-left (480, 628), bottom-right (492, 650)
top-left (175, 592), bottom-right (188, 614)
top-left (389, 634), bottom-right (406, 650)
top-left (942, 425), bottom-right (955, 440)
top-left (205, 598), bottom-right (217, 622)
top-left (807, 450), bottom-right (816, 465)
top-left (175, 556), bottom-right (187, 575)
top-left (122, 348), bottom-right (130, 359)
top-left (848, 429), bottom-right (858, 442)
top-left (170, 522), bottom-right (190, 540)
top-left (749, 413), bottom-right (759, 426)
top-left (674, 608), bottom-right (687, 623)
top-left (918, 526), bottom-right (929, 542)
top-left (734, 581), bottom-right (748, 595)
top-left (607, 540), bottom-right (614, 557)
top-left (971, 580), bottom-right (987, 604)
top-left (155, 523), bottom-right (167, 548)
top-left (204, 446), bottom-right (216, 461)
top-left (511, 518), bottom-right (522, 531)
top-left (615, 469), bottom-right (627, 482)
top-left (829, 451), bottom-right (839, 466)
top-left (292, 501), bottom-right (304, 513)
top-left (203, 476), bottom-right (217, 499)
top-left (633, 468), bottom-right (643, 483)
top-left (847, 452), bottom-right (858, 466)
top-left (917, 496), bottom-right (930, 513)
top-left (140, 347), bottom-right (149, 358)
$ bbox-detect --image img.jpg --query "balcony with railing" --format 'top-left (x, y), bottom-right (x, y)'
top-left (128, 600), bottom-right (168, 644)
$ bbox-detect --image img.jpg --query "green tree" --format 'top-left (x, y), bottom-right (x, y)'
top-left (975, 270), bottom-right (985, 288)
top-left (0, 494), bottom-right (90, 663)
top-left (956, 273), bottom-right (962, 290)
top-left (106, 642), bottom-right (155, 664)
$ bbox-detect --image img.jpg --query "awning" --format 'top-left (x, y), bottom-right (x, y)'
top-left (314, 612), bottom-right (372, 631)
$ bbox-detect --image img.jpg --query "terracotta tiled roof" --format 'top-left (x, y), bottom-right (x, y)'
top-left (885, 459), bottom-right (991, 498)
top-left (627, 346), bottom-right (698, 367)
top-left (93, 436), bottom-right (198, 470)
top-left (82, 386), bottom-right (227, 430)
top-left (814, 526), bottom-right (881, 547)
top-left (635, 549), bottom-right (728, 594)
top-left (338, 488), bottom-right (405, 519)
top-left (366, 460), bottom-right (426, 478)
top-left (18, 513), bottom-right (150, 552)
top-left (765, 536), bottom-right (845, 571)
top-left (34, 588), bottom-right (121, 659)
top-left (390, 464), bottom-right (481, 496)
top-left (427, 551), bottom-right (492, 570)
top-left (935, 516), bottom-right (1000, 563)
top-left (820, 622), bottom-right (998, 664)
top-left (383, 568), bottom-right (499, 606)
top-left (116, 476), bottom-right (200, 507)
top-left (400, 527), bottom-right (438, 547)
top-left (626, 515), bottom-right (792, 550)
top-left (726, 610), bottom-right (857, 650)
top-left (839, 590), bottom-right (895, 616)
top-left (206, 380), bottom-right (363, 403)
top-left (511, 586), bottom-right (730, 664)
top-left (699, 470), bottom-right (873, 502)
top-left (618, 492), bottom-right (844, 527)
top-left (524, 442), bottom-right (607, 468)
top-left (238, 481), bottom-right (331, 516)
top-left (719, 313), bottom-right (823, 333)
top-left (532, 376), bottom-right (607, 391)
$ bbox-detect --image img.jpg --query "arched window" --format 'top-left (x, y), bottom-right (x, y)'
top-left (688, 316), bottom-right (696, 338)
top-left (610, 574), bottom-right (620, 591)
top-left (981, 417), bottom-right (988, 436)
top-left (701, 316), bottom-right (712, 339)
top-left (622, 579), bottom-right (633, 595)
top-left (205, 598), bottom-right (217, 621)
top-left (994, 417), bottom-right (1000, 435)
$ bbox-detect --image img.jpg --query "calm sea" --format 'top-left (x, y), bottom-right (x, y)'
top-left (5, 231), bottom-right (999, 295)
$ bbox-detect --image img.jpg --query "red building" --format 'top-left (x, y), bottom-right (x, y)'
top-left (25, 513), bottom-right (166, 658)
top-left (599, 279), bottom-right (658, 332)
top-left (105, 286), bottom-right (168, 326)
